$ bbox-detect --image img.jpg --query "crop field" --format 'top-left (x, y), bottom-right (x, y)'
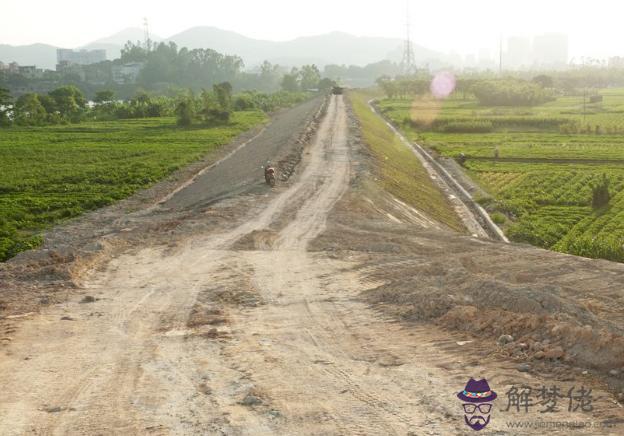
top-left (378, 88), bottom-right (624, 262)
top-left (0, 112), bottom-right (266, 261)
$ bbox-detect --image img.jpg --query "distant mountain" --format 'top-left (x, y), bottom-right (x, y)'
top-left (166, 27), bottom-right (439, 68)
top-left (0, 43), bottom-right (58, 70)
top-left (0, 26), bottom-right (442, 71)
top-left (82, 28), bottom-right (163, 60)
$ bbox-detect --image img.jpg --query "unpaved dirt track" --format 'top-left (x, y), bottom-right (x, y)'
top-left (2, 96), bottom-right (624, 435)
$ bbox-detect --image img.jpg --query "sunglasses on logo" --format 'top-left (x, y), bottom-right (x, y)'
top-left (463, 403), bottom-right (492, 414)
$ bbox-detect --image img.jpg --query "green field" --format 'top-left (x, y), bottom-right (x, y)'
top-left (378, 89), bottom-right (624, 262)
top-left (0, 112), bottom-right (266, 261)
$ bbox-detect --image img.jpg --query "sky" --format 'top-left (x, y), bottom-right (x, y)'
top-left (2, 0), bottom-right (623, 58)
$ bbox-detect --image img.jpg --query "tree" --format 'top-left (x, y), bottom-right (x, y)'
top-left (532, 74), bottom-right (554, 88)
top-left (258, 61), bottom-right (282, 92)
top-left (120, 41), bottom-right (148, 63)
top-left (213, 82), bottom-right (233, 112)
top-left (200, 84), bottom-right (232, 123)
top-left (94, 90), bottom-right (115, 104)
top-left (49, 85), bottom-right (86, 120)
top-left (281, 68), bottom-right (300, 92)
top-left (14, 93), bottom-right (47, 126)
top-left (37, 95), bottom-right (57, 114)
top-left (318, 78), bottom-right (337, 92)
top-left (376, 76), bottom-right (397, 99)
top-left (175, 97), bottom-right (195, 127)
top-left (299, 64), bottom-right (321, 90)
top-left (0, 87), bottom-right (12, 126)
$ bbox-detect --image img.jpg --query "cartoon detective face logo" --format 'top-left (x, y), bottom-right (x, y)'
top-left (457, 378), bottom-right (497, 431)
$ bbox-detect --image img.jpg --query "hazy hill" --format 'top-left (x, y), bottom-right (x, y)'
top-left (167, 27), bottom-right (439, 67)
top-left (0, 26), bottom-right (442, 71)
top-left (0, 43), bottom-right (58, 70)
top-left (82, 28), bottom-right (163, 60)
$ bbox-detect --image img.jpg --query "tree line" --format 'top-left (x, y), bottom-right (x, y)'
top-left (0, 83), bottom-right (311, 128)
top-left (377, 75), bottom-right (559, 106)
top-left (0, 41), bottom-right (341, 100)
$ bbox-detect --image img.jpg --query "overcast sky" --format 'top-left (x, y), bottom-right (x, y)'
top-left (2, 0), bottom-right (623, 58)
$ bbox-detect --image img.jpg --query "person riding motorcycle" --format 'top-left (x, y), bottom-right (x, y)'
top-left (264, 165), bottom-right (276, 187)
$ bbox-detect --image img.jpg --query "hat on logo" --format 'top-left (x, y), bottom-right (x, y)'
top-left (457, 378), bottom-right (497, 403)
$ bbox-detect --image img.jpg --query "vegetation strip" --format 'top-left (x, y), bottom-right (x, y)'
top-left (349, 91), bottom-right (464, 232)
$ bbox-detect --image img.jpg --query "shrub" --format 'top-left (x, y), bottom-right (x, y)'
top-left (491, 212), bottom-right (507, 225)
top-left (175, 99), bottom-right (194, 127)
top-left (234, 93), bottom-right (257, 111)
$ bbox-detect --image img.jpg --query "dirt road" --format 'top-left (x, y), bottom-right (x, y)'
top-left (2, 96), bottom-right (624, 435)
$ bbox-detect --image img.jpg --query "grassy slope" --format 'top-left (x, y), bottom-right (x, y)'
top-left (349, 91), bottom-right (464, 232)
top-left (379, 91), bottom-right (624, 262)
top-left (0, 112), bottom-right (266, 261)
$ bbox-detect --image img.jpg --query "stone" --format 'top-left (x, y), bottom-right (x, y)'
top-left (240, 394), bottom-right (262, 406)
top-left (543, 346), bottom-right (565, 360)
top-left (497, 334), bottom-right (514, 346)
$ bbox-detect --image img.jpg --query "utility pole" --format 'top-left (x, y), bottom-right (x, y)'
top-left (401, 0), bottom-right (415, 76)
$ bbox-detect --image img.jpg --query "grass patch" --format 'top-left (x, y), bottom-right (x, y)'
top-left (349, 91), bottom-right (464, 232)
top-left (0, 111), bottom-right (266, 261)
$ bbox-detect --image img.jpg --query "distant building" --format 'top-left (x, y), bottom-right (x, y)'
top-left (112, 62), bottom-right (144, 84)
top-left (56, 60), bottom-right (86, 81)
top-left (609, 57), bottom-right (624, 68)
top-left (506, 36), bottom-right (532, 69)
top-left (0, 62), bottom-right (21, 74)
top-left (56, 49), bottom-right (106, 68)
top-left (533, 33), bottom-right (569, 68)
top-left (478, 48), bottom-right (495, 70)
top-left (18, 65), bottom-right (44, 79)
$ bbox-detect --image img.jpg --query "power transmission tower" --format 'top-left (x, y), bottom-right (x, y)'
top-left (401, 1), bottom-right (415, 76)
top-left (143, 17), bottom-right (152, 51)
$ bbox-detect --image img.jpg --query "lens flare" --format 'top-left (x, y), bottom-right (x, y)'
top-left (430, 71), bottom-right (456, 99)
top-left (410, 94), bottom-right (442, 127)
